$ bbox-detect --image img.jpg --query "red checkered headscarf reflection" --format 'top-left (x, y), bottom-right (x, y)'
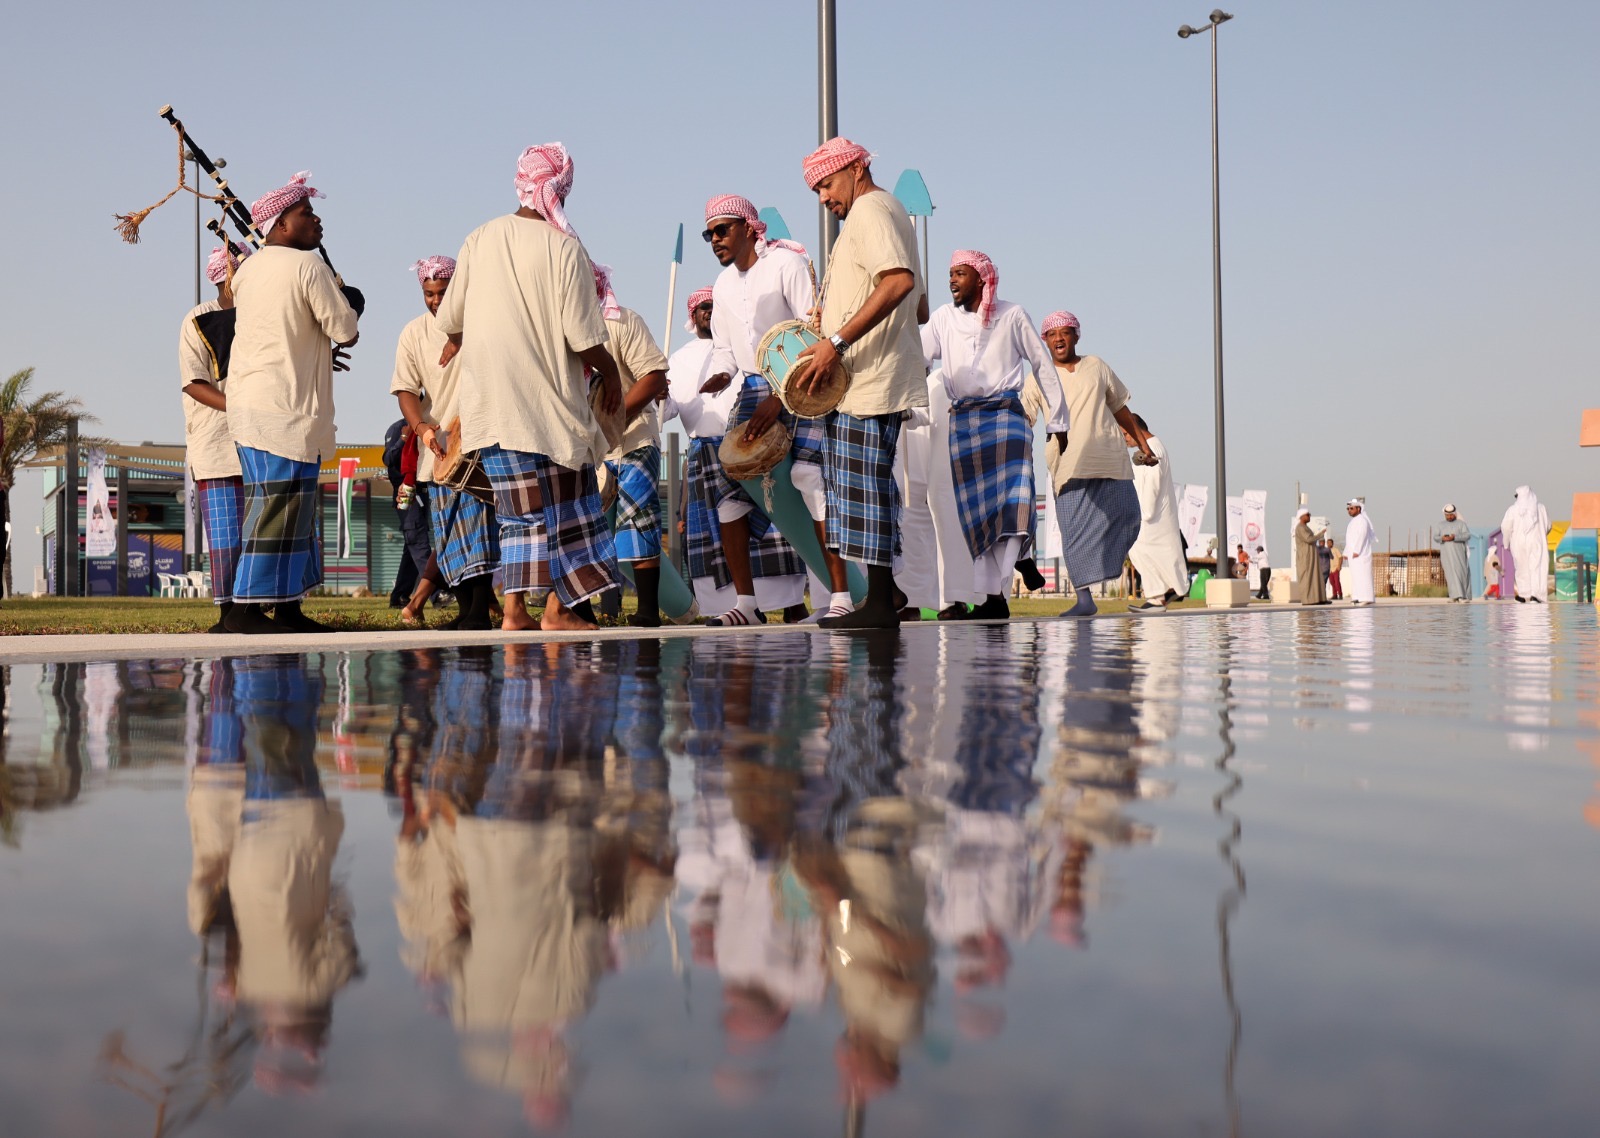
top-left (802, 137), bottom-right (871, 190)
top-left (409, 255), bottom-right (456, 284)
top-left (250, 171), bottom-right (322, 236)
top-left (703, 195), bottom-right (807, 256)
top-left (515, 143), bottom-right (579, 239)
top-left (950, 249), bottom-right (998, 329)
top-left (1041, 311), bottom-right (1080, 334)
top-left (205, 243), bottom-right (251, 285)
top-left (684, 287), bottom-right (713, 331)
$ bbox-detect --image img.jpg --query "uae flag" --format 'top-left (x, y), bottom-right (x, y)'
top-left (336, 456), bottom-right (359, 558)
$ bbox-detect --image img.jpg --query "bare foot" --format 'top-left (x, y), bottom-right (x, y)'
top-left (502, 593), bottom-right (538, 632)
top-left (540, 595), bottom-right (597, 632)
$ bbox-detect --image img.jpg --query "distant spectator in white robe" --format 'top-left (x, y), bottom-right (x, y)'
top-left (1343, 499), bottom-right (1377, 604)
top-left (1434, 504), bottom-right (1472, 602)
top-left (1500, 486), bottom-right (1551, 602)
top-left (1121, 414), bottom-right (1187, 609)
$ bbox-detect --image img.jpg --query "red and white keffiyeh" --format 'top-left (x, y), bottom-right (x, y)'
top-left (1041, 310), bottom-right (1080, 334)
top-left (802, 137), bottom-right (872, 190)
top-left (514, 143), bottom-right (579, 238)
top-left (684, 286), bottom-right (714, 331)
top-left (205, 243), bottom-right (251, 285)
top-left (250, 171), bottom-right (322, 236)
top-left (592, 261), bottom-right (622, 321)
top-left (703, 194), bottom-right (807, 256)
top-left (950, 249), bottom-right (998, 329)
top-left (409, 255), bottom-right (456, 283)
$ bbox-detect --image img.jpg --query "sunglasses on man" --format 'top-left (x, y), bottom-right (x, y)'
top-left (702, 221), bottom-right (741, 242)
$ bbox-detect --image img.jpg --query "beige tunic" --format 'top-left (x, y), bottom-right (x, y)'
top-left (604, 307), bottom-right (670, 458)
top-left (820, 190), bottom-right (929, 418)
top-left (1044, 356), bottom-right (1133, 495)
top-left (435, 214), bottom-right (611, 468)
top-left (178, 299), bottom-right (243, 480)
top-left (389, 311), bottom-right (462, 483)
top-left (226, 247), bottom-right (359, 465)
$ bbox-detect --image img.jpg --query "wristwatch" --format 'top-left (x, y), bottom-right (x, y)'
top-left (828, 333), bottom-right (849, 354)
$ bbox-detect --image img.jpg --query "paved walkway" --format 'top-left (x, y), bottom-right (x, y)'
top-left (0, 598), bottom-right (1465, 665)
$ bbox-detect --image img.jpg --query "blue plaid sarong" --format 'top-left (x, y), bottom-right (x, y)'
top-left (429, 484), bottom-right (500, 587)
top-left (479, 444), bottom-right (619, 604)
top-left (236, 654), bottom-right (326, 801)
top-left (1058, 476), bottom-right (1141, 588)
top-left (685, 437), bottom-right (806, 588)
top-left (234, 446), bottom-right (322, 604)
top-left (606, 444), bottom-right (663, 562)
top-left (197, 476), bottom-right (245, 603)
top-left (948, 393), bottom-right (1036, 561)
top-left (822, 410), bottom-right (902, 568)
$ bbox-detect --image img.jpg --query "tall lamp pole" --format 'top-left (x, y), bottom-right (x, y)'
top-left (818, 0), bottom-right (839, 271)
top-left (1179, 9), bottom-right (1233, 581)
top-left (186, 149), bottom-right (225, 305)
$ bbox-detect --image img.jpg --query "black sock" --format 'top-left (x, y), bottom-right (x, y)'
top-left (866, 565), bottom-right (897, 611)
top-left (571, 599), bottom-right (597, 624)
top-left (634, 566), bottom-right (661, 619)
top-left (460, 575), bottom-right (495, 627)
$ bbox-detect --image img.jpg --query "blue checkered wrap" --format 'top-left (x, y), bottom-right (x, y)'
top-left (479, 444), bottom-right (619, 604)
top-left (1058, 476), bottom-right (1141, 588)
top-left (606, 444), bottom-right (663, 562)
top-left (948, 393), bottom-right (1037, 561)
top-left (197, 476), bottom-right (245, 603)
top-left (235, 655), bottom-right (325, 801)
top-left (685, 437), bottom-right (806, 588)
top-left (429, 484), bottom-right (500, 587)
top-left (234, 446), bottom-right (322, 604)
top-left (822, 410), bottom-right (902, 567)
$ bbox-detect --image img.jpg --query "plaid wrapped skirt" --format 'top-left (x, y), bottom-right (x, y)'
top-left (685, 437), bottom-right (806, 588)
top-left (822, 410), bottom-right (902, 568)
top-left (1057, 476), bottom-right (1141, 588)
top-left (429, 483), bottom-right (500, 587)
top-left (233, 447), bottom-right (322, 605)
top-left (948, 394), bottom-right (1036, 561)
top-left (479, 445), bottom-right (618, 604)
top-left (197, 475), bottom-right (245, 604)
top-left (607, 444), bottom-right (663, 562)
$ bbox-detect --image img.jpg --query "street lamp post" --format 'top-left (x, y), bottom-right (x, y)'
top-left (817, 0), bottom-right (839, 270)
top-left (1178, 9), bottom-right (1234, 582)
top-left (186, 149), bottom-right (225, 305)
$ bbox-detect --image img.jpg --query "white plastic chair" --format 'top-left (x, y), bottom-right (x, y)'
top-left (186, 570), bottom-right (209, 598)
top-left (156, 573), bottom-right (183, 598)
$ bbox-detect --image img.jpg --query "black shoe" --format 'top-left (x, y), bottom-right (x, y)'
top-left (968, 595), bottom-right (1011, 620)
top-left (207, 601), bottom-right (234, 634)
top-left (936, 603), bottom-right (971, 621)
top-left (628, 612), bottom-right (663, 628)
top-left (223, 603), bottom-right (279, 635)
top-left (271, 601), bottom-right (336, 634)
top-left (819, 605), bottom-right (900, 630)
top-left (1016, 559), bottom-right (1047, 592)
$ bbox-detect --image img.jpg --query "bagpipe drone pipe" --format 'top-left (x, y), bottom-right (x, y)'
top-left (117, 107), bottom-right (365, 379)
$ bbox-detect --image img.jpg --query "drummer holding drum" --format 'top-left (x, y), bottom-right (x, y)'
top-left (699, 194), bottom-right (856, 626)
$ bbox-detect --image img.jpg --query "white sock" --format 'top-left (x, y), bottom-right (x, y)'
top-left (735, 594), bottom-right (759, 615)
top-left (830, 591), bottom-right (853, 612)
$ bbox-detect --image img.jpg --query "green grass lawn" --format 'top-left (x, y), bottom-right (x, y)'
top-left (0, 592), bottom-right (1226, 635)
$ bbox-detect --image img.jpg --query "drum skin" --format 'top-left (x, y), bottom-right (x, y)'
top-left (757, 320), bottom-right (849, 418)
top-left (718, 422), bottom-right (792, 481)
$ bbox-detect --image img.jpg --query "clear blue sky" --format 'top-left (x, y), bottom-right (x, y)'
top-left (4, 0), bottom-right (1597, 584)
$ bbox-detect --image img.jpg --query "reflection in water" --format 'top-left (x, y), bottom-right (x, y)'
top-left (4, 605), bottom-right (1595, 1135)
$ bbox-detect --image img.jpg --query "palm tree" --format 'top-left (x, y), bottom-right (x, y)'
top-left (2, 367), bottom-right (96, 598)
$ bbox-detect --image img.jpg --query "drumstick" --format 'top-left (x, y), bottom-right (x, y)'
top-left (807, 260), bottom-right (822, 332)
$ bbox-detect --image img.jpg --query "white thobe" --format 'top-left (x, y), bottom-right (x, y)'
top-left (1127, 436), bottom-right (1189, 599)
top-left (1344, 511), bottom-right (1377, 602)
top-left (896, 372), bottom-right (980, 609)
top-left (919, 300), bottom-right (1067, 595)
top-left (1500, 488), bottom-right (1551, 601)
